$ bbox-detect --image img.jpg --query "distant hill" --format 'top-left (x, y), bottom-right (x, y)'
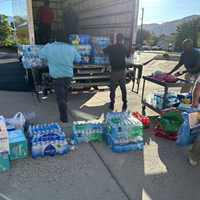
top-left (138, 15), bottom-right (200, 36)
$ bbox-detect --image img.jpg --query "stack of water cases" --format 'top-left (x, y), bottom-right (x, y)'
top-left (69, 35), bottom-right (91, 65)
top-left (91, 37), bottom-right (110, 65)
top-left (22, 45), bottom-right (47, 68)
top-left (73, 123), bottom-right (103, 143)
top-left (27, 123), bottom-right (68, 158)
top-left (105, 111), bottom-right (143, 153)
top-left (154, 89), bottom-right (178, 110)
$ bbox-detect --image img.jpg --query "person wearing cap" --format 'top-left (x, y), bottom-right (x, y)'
top-left (91, 33), bottom-right (127, 110)
top-left (37, 0), bottom-right (54, 44)
top-left (168, 38), bottom-right (200, 93)
top-left (38, 29), bottom-right (81, 123)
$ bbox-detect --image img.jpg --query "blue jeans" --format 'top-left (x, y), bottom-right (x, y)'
top-left (52, 77), bottom-right (72, 120)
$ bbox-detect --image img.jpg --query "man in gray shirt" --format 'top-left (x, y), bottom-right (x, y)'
top-left (169, 39), bottom-right (200, 93)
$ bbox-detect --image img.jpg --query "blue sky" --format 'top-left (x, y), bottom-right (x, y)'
top-left (0, 0), bottom-right (199, 24)
top-left (0, 0), bottom-right (12, 16)
top-left (138, 0), bottom-right (200, 25)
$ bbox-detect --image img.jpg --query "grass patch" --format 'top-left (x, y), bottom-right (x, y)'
top-left (163, 51), bottom-right (169, 57)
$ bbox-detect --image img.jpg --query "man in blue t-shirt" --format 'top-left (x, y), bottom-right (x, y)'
top-left (92, 33), bottom-right (127, 110)
top-left (168, 38), bottom-right (200, 93)
top-left (38, 29), bottom-right (81, 123)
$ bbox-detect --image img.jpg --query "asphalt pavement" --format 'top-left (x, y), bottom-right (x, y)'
top-left (0, 51), bottom-right (199, 200)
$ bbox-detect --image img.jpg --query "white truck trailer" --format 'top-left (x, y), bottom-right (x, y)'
top-left (12, 0), bottom-right (142, 101)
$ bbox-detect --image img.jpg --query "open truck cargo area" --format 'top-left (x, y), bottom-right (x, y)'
top-left (12, 0), bottom-right (141, 100)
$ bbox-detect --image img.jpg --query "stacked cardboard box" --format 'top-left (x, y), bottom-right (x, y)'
top-left (0, 116), bottom-right (10, 173)
top-left (8, 130), bottom-right (28, 160)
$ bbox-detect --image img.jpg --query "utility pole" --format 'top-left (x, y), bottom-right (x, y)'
top-left (140, 8), bottom-right (144, 48)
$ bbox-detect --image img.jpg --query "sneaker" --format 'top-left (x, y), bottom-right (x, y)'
top-left (123, 103), bottom-right (127, 109)
top-left (109, 104), bottom-right (114, 110)
top-left (189, 155), bottom-right (197, 166)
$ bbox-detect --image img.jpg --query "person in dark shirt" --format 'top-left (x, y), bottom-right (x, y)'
top-left (37, 0), bottom-right (54, 44)
top-left (61, 3), bottom-right (79, 36)
top-left (168, 39), bottom-right (200, 93)
top-left (92, 33), bottom-right (127, 110)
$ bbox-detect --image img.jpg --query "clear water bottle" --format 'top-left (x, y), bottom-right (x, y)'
top-left (62, 140), bottom-right (68, 154)
top-left (32, 143), bottom-right (37, 158)
top-left (190, 76), bottom-right (194, 83)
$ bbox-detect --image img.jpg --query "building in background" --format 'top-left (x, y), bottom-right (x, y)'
top-left (157, 35), bottom-right (175, 51)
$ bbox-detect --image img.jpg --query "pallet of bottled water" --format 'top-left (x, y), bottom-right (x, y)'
top-left (22, 45), bottom-right (47, 68)
top-left (27, 123), bottom-right (64, 145)
top-left (31, 138), bottom-right (69, 158)
top-left (105, 111), bottom-right (143, 152)
top-left (91, 37), bottom-right (110, 56)
top-left (69, 35), bottom-right (91, 58)
top-left (27, 123), bottom-right (69, 158)
top-left (106, 134), bottom-right (143, 153)
top-left (73, 123), bottom-right (103, 143)
top-left (105, 111), bottom-right (143, 139)
top-left (154, 89), bottom-right (178, 110)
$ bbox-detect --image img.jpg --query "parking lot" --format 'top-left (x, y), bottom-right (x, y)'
top-left (0, 51), bottom-right (199, 200)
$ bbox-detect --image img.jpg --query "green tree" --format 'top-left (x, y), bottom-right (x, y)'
top-left (175, 17), bottom-right (200, 50)
top-left (0, 14), bottom-right (13, 46)
top-left (136, 28), bottom-right (152, 45)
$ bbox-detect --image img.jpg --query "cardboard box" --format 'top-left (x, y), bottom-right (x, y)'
top-left (0, 115), bottom-right (7, 132)
top-left (0, 155), bottom-right (10, 173)
top-left (0, 131), bottom-right (10, 156)
top-left (0, 116), bottom-right (10, 156)
top-left (8, 130), bottom-right (28, 160)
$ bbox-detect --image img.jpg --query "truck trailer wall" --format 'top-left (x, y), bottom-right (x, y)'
top-left (14, 0), bottom-right (139, 55)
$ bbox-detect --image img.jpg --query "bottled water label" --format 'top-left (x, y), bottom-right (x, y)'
top-left (73, 123), bottom-right (103, 143)
top-left (32, 139), bottom-right (68, 158)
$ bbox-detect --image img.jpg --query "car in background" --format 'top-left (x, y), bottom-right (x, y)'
top-left (152, 46), bottom-right (159, 50)
top-left (142, 45), bottom-right (150, 50)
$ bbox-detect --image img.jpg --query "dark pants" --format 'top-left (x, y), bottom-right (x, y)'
top-left (52, 77), bottom-right (72, 120)
top-left (39, 23), bottom-right (51, 44)
top-left (110, 71), bottom-right (127, 105)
